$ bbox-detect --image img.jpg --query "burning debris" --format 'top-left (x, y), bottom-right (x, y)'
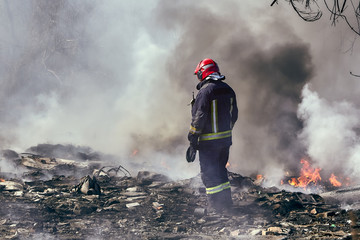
top-left (329, 174), bottom-right (343, 188)
top-left (287, 159), bottom-right (322, 189)
top-left (0, 146), bottom-right (360, 239)
top-left (256, 158), bottom-right (352, 193)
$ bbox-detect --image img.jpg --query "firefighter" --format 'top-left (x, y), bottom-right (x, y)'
top-left (186, 58), bottom-right (238, 214)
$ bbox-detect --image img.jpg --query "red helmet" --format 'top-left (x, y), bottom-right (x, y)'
top-left (194, 58), bottom-right (220, 81)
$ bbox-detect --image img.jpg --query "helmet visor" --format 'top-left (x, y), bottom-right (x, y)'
top-left (196, 70), bottom-right (202, 80)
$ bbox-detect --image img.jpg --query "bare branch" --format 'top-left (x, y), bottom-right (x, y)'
top-left (288, 0), bottom-right (323, 22)
top-left (350, 71), bottom-right (360, 77)
top-left (273, 1), bottom-right (360, 36)
top-left (324, 0), bottom-right (360, 35)
top-left (271, 0), bottom-right (279, 6)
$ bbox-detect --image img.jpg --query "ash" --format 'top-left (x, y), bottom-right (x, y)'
top-left (0, 148), bottom-right (359, 239)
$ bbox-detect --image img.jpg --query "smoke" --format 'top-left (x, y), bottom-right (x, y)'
top-left (1, 0), bottom-right (360, 182)
top-left (155, 1), bottom-right (314, 177)
top-left (298, 84), bottom-right (360, 181)
top-left (0, 0), bottom-right (193, 178)
top-left (0, 156), bottom-right (20, 175)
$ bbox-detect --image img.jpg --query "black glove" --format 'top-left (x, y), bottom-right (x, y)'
top-left (187, 132), bottom-right (199, 162)
top-left (188, 132), bottom-right (199, 148)
top-left (186, 145), bottom-right (196, 163)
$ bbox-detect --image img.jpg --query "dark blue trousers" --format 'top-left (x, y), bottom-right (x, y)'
top-left (198, 145), bottom-right (232, 210)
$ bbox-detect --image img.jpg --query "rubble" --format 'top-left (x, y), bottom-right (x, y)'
top-left (0, 180), bottom-right (23, 191)
top-left (73, 175), bottom-right (101, 195)
top-left (1, 147), bottom-right (360, 239)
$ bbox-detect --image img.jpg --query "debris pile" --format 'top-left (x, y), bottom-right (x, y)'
top-left (0, 148), bottom-right (360, 239)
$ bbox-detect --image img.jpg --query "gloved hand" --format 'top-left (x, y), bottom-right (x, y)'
top-left (188, 132), bottom-right (199, 147)
top-left (186, 145), bottom-right (196, 163)
top-left (187, 132), bottom-right (199, 162)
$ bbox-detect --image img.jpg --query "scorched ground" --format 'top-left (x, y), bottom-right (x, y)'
top-left (0, 147), bottom-right (359, 239)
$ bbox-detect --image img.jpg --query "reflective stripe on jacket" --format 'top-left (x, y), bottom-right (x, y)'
top-left (189, 78), bottom-right (238, 147)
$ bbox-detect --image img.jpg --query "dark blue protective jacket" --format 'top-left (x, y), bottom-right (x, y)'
top-left (189, 75), bottom-right (238, 148)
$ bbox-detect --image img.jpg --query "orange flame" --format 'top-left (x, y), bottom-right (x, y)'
top-left (288, 159), bottom-right (321, 189)
top-left (0, 178), bottom-right (5, 182)
top-left (131, 149), bottom-right (138, 157)
top-left (288, 177), bottom-right (297, 186)
top-left (256, 174), bottom-right (263, 180)
top-left (226, 162), bottom-right (230, 168)
top-left (329, 173), bottom-right (342, 187)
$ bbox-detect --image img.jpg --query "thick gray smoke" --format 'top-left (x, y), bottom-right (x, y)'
top-left (155, 1), bottom-right (360, 186)
top-left (155, 1), bottom-right (314, 182)
top-left (1, 1), bottom-right (360, 183)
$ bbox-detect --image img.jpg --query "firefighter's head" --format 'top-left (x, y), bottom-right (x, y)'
top-left (194, 58), bottom-right (220, 81)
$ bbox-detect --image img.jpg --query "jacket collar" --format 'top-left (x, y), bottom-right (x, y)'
top-left (196, 73), bottom-right (226, 90)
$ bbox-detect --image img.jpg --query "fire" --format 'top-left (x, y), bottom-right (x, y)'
top-left (0, 178), bottom-right (5, 182)
top-left (288, 159), bottom-right (321, 189)
top-left (131, 149), bottom-right (138, 157)
top-left (329, 173), bottom-right (342, 187)
top-left (256, 174), bottom-right (263, 180)
top-left (288, 177), bottom-right (298, 186)
top-left (286, 158), bottom-right (348, 189)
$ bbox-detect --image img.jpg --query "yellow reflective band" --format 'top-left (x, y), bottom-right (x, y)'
top-left (199, 130), bottom-right (232, 141)
top-left (211, 100), bottom-right (218, 133)
top-left (189, 125), bottom-right (201, 134)
top-left (230, 97), bottom-right (234, 129)
top-left (206, 181), bottom-right (231, 195)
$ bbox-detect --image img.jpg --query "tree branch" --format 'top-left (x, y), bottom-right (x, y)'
top-left (350, 71), bottom-right (360, 77)
top-left (271, 0), bottom-right (278, 6)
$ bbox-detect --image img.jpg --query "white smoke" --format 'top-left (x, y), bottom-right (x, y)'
top-left (0, 0), bottom-right (194, 179)
top-left (298, 84), bottom-right (360, 181)
top-left (1, 0), bottom-right (360, 182)
top-left (0, 157), bottom-right (19, 174)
